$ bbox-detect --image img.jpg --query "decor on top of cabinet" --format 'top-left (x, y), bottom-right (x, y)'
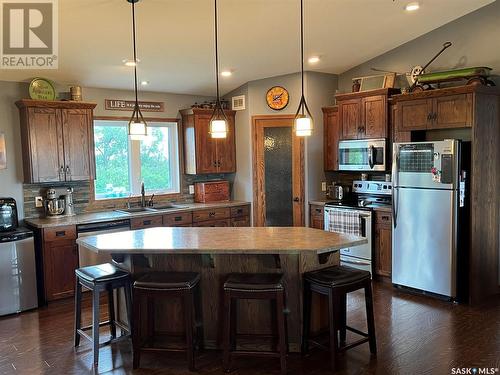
top-left (69, 86), bottom-right (82, 101)
top-left (29, 78), bottom-right (56, 100)
top-left (354, 73), bottom-right (397, 92)
top-left (266, 86), bottom-right (289, 110)
top-left (408, 41), bottom-right (452, 92)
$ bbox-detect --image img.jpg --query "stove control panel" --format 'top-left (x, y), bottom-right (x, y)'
top-left (352, 180), bottom-right (392, 195)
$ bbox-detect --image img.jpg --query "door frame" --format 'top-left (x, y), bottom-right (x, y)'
top-left (252, 115), bottom-right (305, 227)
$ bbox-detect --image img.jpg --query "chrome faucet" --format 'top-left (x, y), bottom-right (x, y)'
top-left (141, 182), bottom-right (146, 207)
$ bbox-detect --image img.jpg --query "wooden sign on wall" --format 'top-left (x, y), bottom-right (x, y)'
top-left (104, 99), bottom-right (164, 112)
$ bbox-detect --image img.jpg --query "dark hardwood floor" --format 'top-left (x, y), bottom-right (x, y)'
top-left (0, 281), bottom-right (499, 375)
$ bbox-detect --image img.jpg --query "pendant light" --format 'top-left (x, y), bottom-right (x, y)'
top-left (209, 0), bottom-right (228, 139)
top-left (127, 0), bottom-right (147, 140)
top-left (294, 0), bottom-right (313, 137)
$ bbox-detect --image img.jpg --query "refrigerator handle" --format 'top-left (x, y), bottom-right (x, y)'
top-left (392, 145), bottom-right (399, 228)
top-left (368, 145), bottom-right (375, 169)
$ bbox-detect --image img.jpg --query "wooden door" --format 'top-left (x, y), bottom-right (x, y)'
top-left (374, 210), bottom-right (392, 277)
top-left (61, 109), bottom-right (94, 181)
top-left (432, 94), bottom-right (472, 129)
top-left (194, 114), bottom-right (218, 173)
top-left (43, 240), bottom-right (79, 301)
top-left (216, 113), bottom-right (236, 173)
top-left (323, 106), bottom-right (340, 171)
top-left (27, 108), bottom-right (64, 183)
top-left (398, 99), bottom-right (432, 131)
top-left (362, 95), bottom-right (387, 138)
top-left (252, 116), bottom-right (304, 227)
top-left (338, 98), bottom-right (361, 139)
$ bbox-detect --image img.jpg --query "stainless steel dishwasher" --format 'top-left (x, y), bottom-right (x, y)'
top-left (77, 220), bottom-right (131, 268)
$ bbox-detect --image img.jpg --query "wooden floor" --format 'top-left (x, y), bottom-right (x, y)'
top-left (0, 281), bottom-right (499, 375)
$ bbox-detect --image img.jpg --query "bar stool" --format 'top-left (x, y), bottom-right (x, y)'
top-left (301, 265), bottom-right (376, 371)
top-left (132, 272), bottom-right (203, 371)
top-left (74, 263), bottom-right (133, 368)
top-left (222, 273), bottom-right (287, 375)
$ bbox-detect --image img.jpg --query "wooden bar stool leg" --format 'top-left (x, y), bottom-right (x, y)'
top-left (124, 283), bottom-right (133, 336)
top-left (364, 281), bottom-right (377, 355)
top-left (132, 289), bottom-right (142, 369)
top-left (74, 278), bottom-right (82, 347)
top-left (183, 290), bottom-right (196, 371)
top-left (328, 290), bottom-right (339, 372)
top-left (276, 291), bottom-right (287, 375)
top-left (108, 289), bottom-right (116, 339)
top-left (301, 281), bottom-right (312, 355)
top-left (229, 297), bottom-right (237, 351)
top-left (222, 290), bottom-right (232, 372)
top-left (147, 297), bottom-right (155, 339)
top-left (339, 293), bottom-right (347, 344)
top-left (92, 289), bottom-right (101, 368)
top-left (194, 284), bottom-right (204, 351)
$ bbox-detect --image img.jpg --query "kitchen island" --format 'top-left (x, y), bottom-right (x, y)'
top-left (77, 226), bottom-right (366, 351)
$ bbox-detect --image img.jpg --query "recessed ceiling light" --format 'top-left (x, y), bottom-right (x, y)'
top-left (141, 80), bottom-right (149, 86)
top-left (221, 70), bottom-right (232, 77)
top-left (405, 2), bottom-right (420, 11)
top-left (308, 56), bottom-right (320, 64)
top-left (122, 58), bottom-right (140, 67)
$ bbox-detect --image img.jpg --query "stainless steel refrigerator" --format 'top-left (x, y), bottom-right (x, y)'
top-left (392, 140), bottom-right (466, 298)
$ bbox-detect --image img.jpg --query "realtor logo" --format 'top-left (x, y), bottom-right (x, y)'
top-left (1, 0), bottom-right (58, 69)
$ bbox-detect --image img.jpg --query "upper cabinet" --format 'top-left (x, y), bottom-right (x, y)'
top-left (322, 106), bottom-right (340, 171)
top-left (336, 88), bottom-right (400, 140)
top-left (16, 100), bottom-right (97, 184)
top-left (394, 86), bottom-right (479, 132)
top-left (181, 108), bottom-right (236, 174)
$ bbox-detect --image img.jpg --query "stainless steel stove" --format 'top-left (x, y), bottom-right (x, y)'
top-left (324, 181), bottom-right (392, 274)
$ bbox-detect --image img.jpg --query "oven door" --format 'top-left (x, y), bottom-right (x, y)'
top-left (338, 139), bottom-right (386, 171)
top-left (340, 255), bottom-right (372, 274)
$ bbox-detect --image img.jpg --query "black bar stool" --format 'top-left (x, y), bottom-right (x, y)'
top-left (222, 273), bottom-right (287, 375)
top-left (132, 271), bottom-right (203, 371)
top-left (74, 263), bottom-right (133, 368)
top-left (301, 265), bottom-right (376, 371)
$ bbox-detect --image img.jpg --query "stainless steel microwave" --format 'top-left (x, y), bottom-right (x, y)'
top-left (338, 139), bottom-right (387, 171)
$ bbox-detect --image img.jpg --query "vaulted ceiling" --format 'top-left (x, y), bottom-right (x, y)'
top-left (0, 0), bottom-right (493, 95)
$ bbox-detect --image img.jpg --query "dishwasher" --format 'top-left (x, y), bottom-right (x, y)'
top-left (77, 220), bottom-right (131, 268)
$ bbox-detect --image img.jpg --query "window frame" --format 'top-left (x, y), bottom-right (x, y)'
top-left (89, 116), bottom-right (183, 208)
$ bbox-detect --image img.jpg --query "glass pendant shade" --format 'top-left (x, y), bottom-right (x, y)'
top-left (210, 118), bottom-right (227, 138)
top-left (129, 120), bottom-right (147, 140)
top-left (294, 115), bottom-right (313, 137)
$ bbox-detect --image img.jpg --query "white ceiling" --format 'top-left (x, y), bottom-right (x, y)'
top-left (0, 0), bottom-right (493, 96)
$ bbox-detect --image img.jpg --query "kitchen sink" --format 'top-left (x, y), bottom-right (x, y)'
top-left (152, 203), bottom-right (187, 210)
top-left (115, 207), bottom-right (158, 214)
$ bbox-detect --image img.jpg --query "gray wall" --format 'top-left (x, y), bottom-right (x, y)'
top-left (0, 80), bottom-right (212, 219)
top-left (338, 0), bottom-right (500, 92)
top-left (225, 71), bottom-right (338, 224)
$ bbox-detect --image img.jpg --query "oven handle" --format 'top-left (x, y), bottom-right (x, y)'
top-left (368, 145), bottom-right (375, 169)
top-left (340, 257), bottom-right (371, 266)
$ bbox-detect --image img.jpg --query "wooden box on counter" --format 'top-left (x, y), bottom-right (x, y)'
top-left (194, 181), bottom-right (230, 203)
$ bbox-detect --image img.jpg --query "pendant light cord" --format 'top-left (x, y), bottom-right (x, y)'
top-left (132, 0), bottom-right (139, 121)
top-left (300, 0), bottom-right (304, 101)
top-left (214, 0), bottom-right (220, 101)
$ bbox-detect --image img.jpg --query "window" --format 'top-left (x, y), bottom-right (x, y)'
top-left (93, 119), bottom-right (180, 199)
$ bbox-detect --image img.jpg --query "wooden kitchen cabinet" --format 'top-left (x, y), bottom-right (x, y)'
top-left (163, 211), bottom-right (193, 227)
top-left (309, 204), bottom-right (324, 230)
top-left (41, 225), bottom-right (79, 302)
top-left (373, 209), bottom-right (392, 278)
top-left (181, 108), bottom-right (236, 174)
top-left (395, 89), bottom-right (473, 131)
top-left (16, 100), bottom-right (97, 183)
top-left (192, 204), bottom-right (250, 227)
top-left (130, 215), bottom-right (163, 229)
top-left (322, 106), bottom-right (340, 171)
top-left (338, 98), bottom-right (361, 139)
top-left (362, 95), bottom-right (388, 138)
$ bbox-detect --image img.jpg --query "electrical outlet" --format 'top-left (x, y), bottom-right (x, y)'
top-left (188, 185), bottom-right (195, 194)
top-left (35, 196), bottom-right (43, 208)
top-left (321, 182), bottom-right (327, 192)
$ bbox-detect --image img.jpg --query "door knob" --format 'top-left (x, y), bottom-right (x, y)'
top-left (293, 197), bottom-right (300, 202)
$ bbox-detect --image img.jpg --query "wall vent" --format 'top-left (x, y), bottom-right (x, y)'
top-left (232, 95), bottom-right (246, 111)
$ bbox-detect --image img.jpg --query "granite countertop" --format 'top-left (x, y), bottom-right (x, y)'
top-left (24, 201), bottom-right (250, 229)
top-left (76, 226), bottom-right (367, 255)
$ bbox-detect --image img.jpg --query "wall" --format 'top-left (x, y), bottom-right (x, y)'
top-left (224, 71), bottom-right (338, 224)
top-left (338, 0), bottom-right (500, 92)
top-left (0, 80), bottom-right (214, 219)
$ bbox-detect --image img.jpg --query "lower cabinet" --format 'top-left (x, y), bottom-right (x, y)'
top-left (374, 210), bottom-right (392, 278)
top-left (41, 226), bottom-right (79, 302)
top-left (131, 215), bottom-right (163, 229)
top-left (196, 218), bottom-right (231, 227)
top-left (193, 205), bottom-right (251, 227)
top-left (309, 204), bottom-right (325, 230)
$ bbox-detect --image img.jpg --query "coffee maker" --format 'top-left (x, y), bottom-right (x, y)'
top-left (45, 188), bottom-right (65, 217)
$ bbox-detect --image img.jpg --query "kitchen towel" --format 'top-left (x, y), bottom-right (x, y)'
top-left (327, 210), bottom-right (363, 236)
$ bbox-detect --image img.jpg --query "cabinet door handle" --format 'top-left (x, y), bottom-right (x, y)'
top-left (58, 166), bottom-right (64, 180)
top-left (315, 208), bottom-right (322, 213)
top-left (237, 209), bottom-right (243, 214)
top-left (55, 231), bottom-right (66, 237)
top-left (433, 113), bottom-right (438, 121)
top-left (174, 216), bottom-right (182, 221)
top-left (209, 212), bottom-right (216, 217)
top-left (143, 220), bottom-right (152, 225)
top-left (65, 166), bottom-right (71, 179)
top-left (382, 215), bottom-right (389, 221)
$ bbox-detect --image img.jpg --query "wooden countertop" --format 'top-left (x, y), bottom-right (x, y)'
top-left (24, 201), bottom-right (250, 229)
top-left (76, 227), bottom-right (366, 255)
